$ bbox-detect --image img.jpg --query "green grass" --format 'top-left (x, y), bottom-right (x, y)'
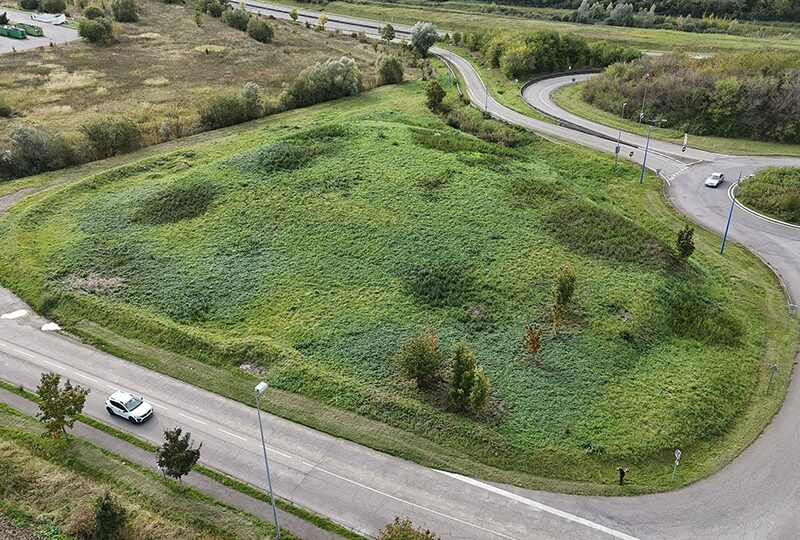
top-left (271, 0), bottom-right (800, 54)
top-left (0, 83), bottom-right (795, 494)
top-left (551, 83), bottom-right (800, 157)
top-left (737, 167), bottom-right (800, 225)
top-left (0, 403), bottom-right (293, 540)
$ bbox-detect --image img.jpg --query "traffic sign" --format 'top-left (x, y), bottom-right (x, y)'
top-left (675, 449), bottom-right (681, 461)
top-left (629, 151), bottom-right (634, 158)
top-left (681, 146), bottom-right (686, 152)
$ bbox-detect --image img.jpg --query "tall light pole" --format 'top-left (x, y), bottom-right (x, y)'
top-left (638, 73), bottom-right (651, 124)
top-left (720, 172), bottom-right (742, 255)
top-left (639, 116), bottom-right (666, 185)
top-left (615, 101), bottom-right (627, 165)
top-left (255, 381), bottom-right (281, 539)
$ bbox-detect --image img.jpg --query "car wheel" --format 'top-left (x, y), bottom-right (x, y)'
top-left (106, 407), bottom-right (115, 416)
top-left (128, 416), bottom-right (138, 424)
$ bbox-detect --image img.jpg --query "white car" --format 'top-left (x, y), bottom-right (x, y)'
top-left (105, 391), bottom-right (154, 424)
top-left (704, 172), bottom-right (725, 188)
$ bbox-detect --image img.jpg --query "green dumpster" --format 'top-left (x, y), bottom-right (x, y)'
top-left (15, 23), bottom-right (44, 37)
top-left (0, 25), bottom-right (27, 39)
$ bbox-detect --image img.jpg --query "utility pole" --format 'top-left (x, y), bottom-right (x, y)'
top-left (615, 101), bottom-right (627, 165)
top-left (638, 73), bottom-right (651, 124)
top-left (720, 172), bottom-right (742, 255)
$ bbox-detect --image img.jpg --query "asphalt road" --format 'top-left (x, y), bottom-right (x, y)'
top-left (3, 3), bottom-right (800, 539)
top-left (0, 8), bottom-right (78, 54)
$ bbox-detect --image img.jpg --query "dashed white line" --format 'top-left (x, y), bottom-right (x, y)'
top-left (178, 412), bottom-right (207, 425)
top-left (254, 442), bottom-right (293, 460)
top-left (0, 341), bottom-right (7, 347)
top-left (12, 348), bottom-right (34, 358)
top-left (42, 359), bottom-right (65, 370)
top-left (73, 372), bottom-right (97, 382)
top-left (149, 401), bottom-right (168, 410)
top-left (217, 428), bottom-right (247, 442)
top-left (106, 384), bottom-right (120, 391)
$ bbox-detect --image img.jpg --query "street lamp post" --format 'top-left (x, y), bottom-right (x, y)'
top-left (720, 172), bottom-right (742, 255)
top-left (255, 381), bottom-right (281, 539)
top-left (615, 101), bottom-right (627, 165)
top-left (638, 73), bottom-right (651, 124)
top-left (639, 116), bottom-right (666, 185)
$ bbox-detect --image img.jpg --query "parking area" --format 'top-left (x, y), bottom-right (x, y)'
top-left (0, 8), bottom-right (78, 54)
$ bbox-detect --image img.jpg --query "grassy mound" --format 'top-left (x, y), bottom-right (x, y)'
top-left (0, 84), bottom-right (793, 490)
top-left (737, 167), bottom-right (800, 225)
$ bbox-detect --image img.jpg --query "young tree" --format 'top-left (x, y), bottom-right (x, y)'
top-left (36, 372), bottom-right (90, 438)
top-left (448, 344), bottom-right (477, 409)
top-left (241, 81), bottom-right (263, 119)
top-left (380, 517), bottom-right (441, 540)
top-left (676, 224), bottom-right (695, 261)
top-left (156, 427), bottom-right (202, 485)
top-left (522, 325), bottom-right (542, 360)
top-left (376, 54), bottom-right (404, 85)
top-left (289, 7), bottom-right (298, 22)
top-left (552, 263), bottom-right (577, 335)
top-left (92, 491), bottom-right (127, 540)
top-left (110, 0), bottom-right (138, 22)
top-left (425, 80), bottom-right (446, 111)
top-left (380, 23), bottom-right (395, 44)
top-left (469, 365), bottom-right (490, 412)
top-left (394, 329), bottom-right (442, 389)
top-left (410, 21), bottom-right (437, 56)
top-left (317, 13), bottom-right (328, 30)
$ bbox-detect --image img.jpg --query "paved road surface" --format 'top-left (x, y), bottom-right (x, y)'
top-left (3, 3), bottom-right (800, 539)
top-left (0, 8), bottom-right (78, 54)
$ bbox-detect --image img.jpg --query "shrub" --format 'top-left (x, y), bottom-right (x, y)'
top-left (376, 54), bottom-right (403, 85)
top-left (221, 7), bottom-right (249, 31)
top-left (380, 23), bottom-right (395, 43)
top-left (394, 329), bottom-right (442, 389)
top-left (0, 95), bottom-right (11, 117)
top-left (380, 517), bottom-right (441, 540)
top-left (552, 263), bottom-right (577, 334)
top-left (289, 7), bottom-right (298, 21)
top-left (198, 93), bottom-right (248, 130)
top-left (522, 325), bottom-right (542, 359)
top-left (247, 17), bottom-right (273, 43)
top-left (83, 5), bottom-right (105, 18)
top-left (197, 0), bottom-right (224, 17)
top-left (0, 126), bottom-right (76, 180)
top-left (40, 0), bottom-right (65, 13)
top-left (81, 116), bottom-right (142, 159)
top-left (279, 56), bottom-right (362, 109)
top-left (19, 0), bottom-right (39, 9)
top-left (425, 80), bottom-right (445, 111)
top-left (448, 344), bottom-right (476, 409)
top-left (676, 225), bottom-right (695, 261)
top-left (241, 81), bottom-right (263, 119)
top-left (316, 13), bottom-right (327, 30)
top-left (78, 17), bottom-right (113, 43)
top-left (469, 365), bottom-right (489, 412)
top-left (410, 21), bottom-right (437, 56)
top-left (110, 0), bottom-right (137, 22)
top-left (92, 492), bottom-right (127, 540)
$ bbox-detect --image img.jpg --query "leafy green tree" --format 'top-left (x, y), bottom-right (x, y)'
top-left (448, 344), bottom-right (477, 410)
top-left (376, 54), bottom-right (403, 85)
top-left (78, 16), bottom-right (114, 43)
top-left (552, 263), bottom-right (577, 334)
top-left (279, 56), bottom-right (362, 109)
top-left (425, 79), bottom-right (445, 111)
top-left (380, 23), bottom-right (395, 44)
top-left (110, 0), bottom-right (137, 22)
top-left (676, 225), bottom-right (695, 261)
top-left (241, 81), bottom-right (263, 119)
top-left (394, 329), bottom-right (442, 389)
top-left (609, 2), bottom-right (635, 26)
top-left (92, 491), bottom-right (127, 540)
top-left (222, 7), bottom-right (249, 31)
top-left (380, 517), bottom-right (441, 540)
top-left (410, 21), bottom-right (437, 56)
top-left (36, 372), bottom-right (90, 438)
top-left (247, 16), bottom-right (273, 43)
top-left (289, 7), bottom-right (298, 22)
top-left (156, 427), bottom-right (202, 484)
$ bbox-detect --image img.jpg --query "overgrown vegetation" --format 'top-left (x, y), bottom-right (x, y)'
top-left (279, 56), bottom-right (363, 109)
top-left (582, 51), bottom-right (800, 143)
top-left (737, 167), bottom-right (800, 225)
top-left (379, 517), bottom-right (441, 540)
top-left (0, 83), bottom-right (792, 491)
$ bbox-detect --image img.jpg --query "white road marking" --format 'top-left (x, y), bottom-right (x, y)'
top-left (1, 310), bottom-right (27, 319)
top-left (438, 470), bottom-right (639, 540)
top-left (73, 372), bottom-right (97, 383)
top-left (306, 464), bottom-right (518, 540)
top-left (13, 348), bottom-right (34, 358)
top-left (178, 412), bottom-right (207, 425)
top-left (217, 428), bottom-right (247, 442)
top-left (106, 384), bottom-right (120, 391)
top-left (43, 359), bottom-right (65, 370)
top-left (0, 341), bottom-right (6, 347)
top-left (149, 401), bottom-right (168, 410)
top-left (254, 442), bottom-right (293, 459)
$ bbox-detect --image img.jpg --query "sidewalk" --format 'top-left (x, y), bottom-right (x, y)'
top-left (0, 387), bottom-right (347, 540)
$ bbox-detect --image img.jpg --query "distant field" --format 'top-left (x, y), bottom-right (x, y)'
top-left (0, 82), bottom-right (794, 492)
top-left (0, 0), bottom-right (384, 142)
top-left (273, 0), bottom-right (800, 53)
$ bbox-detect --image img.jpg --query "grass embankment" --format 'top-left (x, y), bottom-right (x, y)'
top-left (271, 0), bottom-right (800, 53)
top-left (0, 82), bottom-right (795, 494)
top-left (0, 403), bottom-right (292, 540)
top-left (737, 167), bottom-right (800, 225)
top-left (0, 0), bottom-right (386, 142)
top-left (552, 82), bottom-right (800, 157)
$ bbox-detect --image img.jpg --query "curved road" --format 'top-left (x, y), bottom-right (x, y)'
top-left (2, 4), bottom-right (800, 539)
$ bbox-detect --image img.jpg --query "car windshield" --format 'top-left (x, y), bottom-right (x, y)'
top-left (124, 397), bottom-right (143, 411)
top-left (711, 173), bottom-right (722, 179)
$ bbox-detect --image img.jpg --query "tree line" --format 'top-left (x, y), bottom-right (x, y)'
top-left (581, 51), bottom-right (800, 144)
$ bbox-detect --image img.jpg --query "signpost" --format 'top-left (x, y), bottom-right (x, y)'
top-left (672, 449), bottom-right (682, 480)
top-left (767, 364), bottom-right (779, 394)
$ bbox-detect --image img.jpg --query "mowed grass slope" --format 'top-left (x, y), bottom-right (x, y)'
top-left (0, 83), bottom-right (794, 490)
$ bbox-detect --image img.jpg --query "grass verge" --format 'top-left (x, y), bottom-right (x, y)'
top-left (736, 167), bottom-right (800, 225)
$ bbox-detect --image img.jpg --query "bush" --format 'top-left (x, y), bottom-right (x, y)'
top-left (279, 56), bottom-right (362, 110)
top-left (81, 116), bottom-right (142, 159)
top-left (552, 263), bottom-right (577, 334)
top-left (425, 80), bottom-right (445, 111)
top-left (92, 491), bottom-right (127, 540)
top-left (380, 517), bottom-right (441, 540)
top-left (198, 93), bottom-right (248, 130)
top-left (522, 325), bottom-right (542, 359)
top-left (410, 21), bottom-right (437, 57)
top-left (376, 54), bottom-right (403, 85)
top-left (448, 344), bottom-right (476, 409)
top-left (240, 81), bottom-right (263, 119)
top-left (222, 8), bottom-right (250, 31)
top-left (394, 329), bottom-right (442, 389)
top-left (40, 0), bottom-right (65, 13)
top-left (197, 0), bottom-right (224, 17)
top-left (247, 17), bottom-right (273, 43)
top-left (110, 0), bottom-right (137, 22)
top-left (78, 17), bottom-right (113, 43)
top-left (0, 95), bottom-right (11, 117)
top-left (19, 0), bottom-right (39, 9)
top-left (0, 126), bottom-right (76, 180)
top-left (83, 5), bottom-right (105, 18)
top-left (676, 225), bottom-right (695, 261)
